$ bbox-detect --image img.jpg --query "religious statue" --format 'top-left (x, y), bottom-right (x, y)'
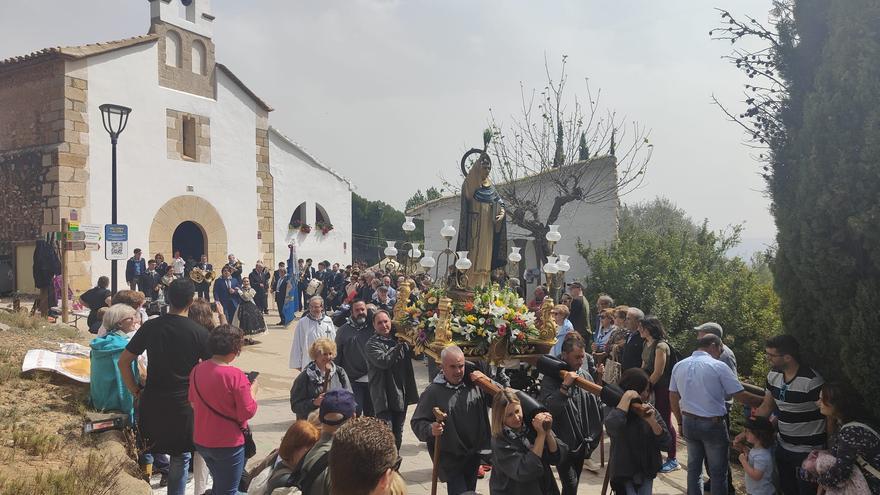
top-left (456, 146), bottom-right (508, 289)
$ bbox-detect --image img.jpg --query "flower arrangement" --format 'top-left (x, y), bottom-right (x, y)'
top-left (399, 286), bottom-right (445, 349)
top-left (315, 221), bottom-right (334, 235)
top-left (290, 219), bottom-right (312, 233)
top-left (450, 284), bottom-right (541, 355)
top-left (400, 284), bottom-right (541, 356)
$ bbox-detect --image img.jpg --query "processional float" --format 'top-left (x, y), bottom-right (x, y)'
top-left (392, 136), bottom-right (648, 494)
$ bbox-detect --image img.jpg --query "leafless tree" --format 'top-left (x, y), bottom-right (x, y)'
top-left (477, 55), bottom-right (653, 269)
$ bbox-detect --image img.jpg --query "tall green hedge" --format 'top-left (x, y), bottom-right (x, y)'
top-left (771, 0), bottom-right (880, 411)
top-left (580, 198), bottom-right (781, 378)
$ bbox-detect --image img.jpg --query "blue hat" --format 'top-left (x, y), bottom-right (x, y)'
top-left (319, 389), bottom-right (357, 426)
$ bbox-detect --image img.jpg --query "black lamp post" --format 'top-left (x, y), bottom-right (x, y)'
top-left (99, 103), bottom-right (132, 294)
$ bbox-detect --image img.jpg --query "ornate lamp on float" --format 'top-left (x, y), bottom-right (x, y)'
top-left (543, 225), bottom-right (563, 300)
top-left (555, 254), bottom-right (570, 300)
top-left (380, 240), bottom-right (399, 273)
top-left (399, 216), bottom-right (418, 276)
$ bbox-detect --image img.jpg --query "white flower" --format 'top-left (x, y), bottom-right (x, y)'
top-left (522, 313), bottom-right (537, 326)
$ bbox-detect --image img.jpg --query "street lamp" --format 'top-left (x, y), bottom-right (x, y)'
top-left (99, 103), bottom-right (132, 294)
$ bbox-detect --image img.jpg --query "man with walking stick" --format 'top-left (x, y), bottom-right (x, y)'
top-left (411, 346), bottom-right (492, 495)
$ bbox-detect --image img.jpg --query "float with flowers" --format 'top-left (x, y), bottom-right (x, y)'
top-left (393, 283), bottom-right (557, 363)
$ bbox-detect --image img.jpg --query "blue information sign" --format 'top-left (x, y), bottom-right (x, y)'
top-left (104, 224), bottom-right (128, 241)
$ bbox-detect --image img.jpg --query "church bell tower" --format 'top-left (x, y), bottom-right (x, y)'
top-left (148, 0), bottom-right (216, 98)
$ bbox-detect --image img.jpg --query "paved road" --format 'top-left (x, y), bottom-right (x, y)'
top-left (155, 309), bottom-right (692, 494)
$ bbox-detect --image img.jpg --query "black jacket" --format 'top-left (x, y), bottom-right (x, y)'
top-left (621, 331), bottom-right (645, 370)
top-left (411, 378), bottom-right (492, 479)
top-left (489, 428), bottom-right (567, 495)
top-left (365, 333), bottom-right (418, 414)
top-left (248, 269), bottom-right (271, 294)
top-left (604, 407), bottom-right (670, 490)
top-left (539, 368), bottom-right (603, 458)
top-left (335, 320), bottom-right (373, 380)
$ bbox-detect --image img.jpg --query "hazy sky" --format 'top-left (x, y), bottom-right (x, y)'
top-left (0, 0), bottom-right (776, 251)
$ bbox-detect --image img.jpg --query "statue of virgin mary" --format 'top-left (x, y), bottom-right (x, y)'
top-left (456, 148), bottom-right (508, 289)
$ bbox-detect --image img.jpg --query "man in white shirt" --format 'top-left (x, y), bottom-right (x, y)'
top-left (171, 250), bottom-right (186, 279)
top-left (670, 334), bottom-right (763, 495)
top-left (289, 296), bottom-right (336, 371)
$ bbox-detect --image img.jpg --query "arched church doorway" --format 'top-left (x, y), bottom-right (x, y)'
top-left (172, 221), bottom-right (206, 262)
top-left (149, 195), bottom-right (228, 268)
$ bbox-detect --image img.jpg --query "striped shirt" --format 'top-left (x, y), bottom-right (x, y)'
top-left (766, 366), bottom-right (826, 453)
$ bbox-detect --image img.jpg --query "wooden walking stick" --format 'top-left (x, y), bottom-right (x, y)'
top-left (430, 407), bottom-right (447, 495)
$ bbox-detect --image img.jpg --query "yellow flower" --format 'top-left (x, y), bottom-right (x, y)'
top-left (495, 299), bottom-right (504, 307)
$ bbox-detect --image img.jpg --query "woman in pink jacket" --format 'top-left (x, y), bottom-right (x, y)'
top-left (189, 324), bottom-right (258, 495)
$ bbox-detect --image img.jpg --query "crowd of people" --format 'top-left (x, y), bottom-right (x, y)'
top-left (80, 247), bottom-right (880, 495)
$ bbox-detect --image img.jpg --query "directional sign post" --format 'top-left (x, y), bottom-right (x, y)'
top-left (80, 224), bottom-right (102, 243)
top-left (104, 224), bottom-right (128, 261)
top-left (66, 231), bottom-right (86, 241)
top-left (66, 241), bottom-right (87, 251)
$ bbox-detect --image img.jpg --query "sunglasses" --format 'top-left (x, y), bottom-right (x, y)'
top-left (385, 456), bottom-right (402, 473)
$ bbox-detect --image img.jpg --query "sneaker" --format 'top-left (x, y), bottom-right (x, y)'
top-left (659, 458), bottom-right (680, 473)
top-left (583, 458), bottom-right (601, 473)
top-left (159, 474), bottom-right (168, 487)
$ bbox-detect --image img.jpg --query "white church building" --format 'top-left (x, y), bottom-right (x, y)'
top-left (408, 157), bottom-right (620, 295)
top-left (0, 0), bottom-right (352, 293)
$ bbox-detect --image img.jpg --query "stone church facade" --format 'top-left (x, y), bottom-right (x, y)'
top-left (0, 0), bottom-right (352, 293)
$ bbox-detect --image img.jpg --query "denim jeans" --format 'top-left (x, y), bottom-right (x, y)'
top-left (683, 415), bottom-right (729, 495)
top-left (196, 444), bottom-right (245, 495)
top-left (625, 479), bottom-right (654, 495)
top-left (167, 452), bottom-right (192, 495)
top-left (444, 453), bottom-right (481, 495)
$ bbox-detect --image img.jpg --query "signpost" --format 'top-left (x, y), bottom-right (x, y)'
top-left (104, 224), bottom-right (128, 261)
top-left (80, 224), bottom-right (102, 243)
top-left (66, 231), bottom-right (86, 241)
top-left (65, 241), bottom-right (86, 251)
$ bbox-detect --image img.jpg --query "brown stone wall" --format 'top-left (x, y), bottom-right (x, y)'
top-left (0, 59), bottom-right (64, 261)
top-left (166, 109), bottom-right (211, 163)
top-left (0, 59), bottom-right (90, 290)
top-left (0, 150), bottom-right (47, 257)
top-left (256, 117), bottom-right (274, 265)
top-left (150, 22), bottom-right (216, 99)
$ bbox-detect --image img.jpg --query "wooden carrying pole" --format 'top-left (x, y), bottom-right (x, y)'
top-left (430, 407), bottom-right (447, 495)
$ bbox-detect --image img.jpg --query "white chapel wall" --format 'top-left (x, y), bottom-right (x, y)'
top-left (269, 129), bottom-right (352, 267)
top-left (83, 41), bottom-right (262, 284)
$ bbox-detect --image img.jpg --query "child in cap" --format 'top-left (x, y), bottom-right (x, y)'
top-left (738, 416), bottom-right (777, 495)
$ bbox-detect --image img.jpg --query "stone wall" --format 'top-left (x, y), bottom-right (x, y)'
top-left (0, 150), bottom-right (47, 257)
top-left (150, 21), bottom-right (215, 99)
top-left (0, 59), bottom-right (91, 290)
top-left (256, 116), bottom-right (274, 265)
top-left (166, 109), bottom-right (211, 163)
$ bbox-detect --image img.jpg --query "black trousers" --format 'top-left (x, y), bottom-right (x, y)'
top-left (557, 448), bottom-right (585, 495)
top-left (195, 283), bottom-right (210, 301)
top-left (777, 447), bottom-right (816, 495)
top-left (255, 290), bottom-right (268, 313)
top-left (377, 410), bottom-right (406, 451)
top-left (351, 381), bottom-right (373, 417)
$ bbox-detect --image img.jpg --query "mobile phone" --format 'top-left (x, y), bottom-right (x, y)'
top-left (246, 371), bottom-right (259, 384)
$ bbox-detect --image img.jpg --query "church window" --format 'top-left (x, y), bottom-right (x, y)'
top-left (165, 30), bottom-right (182, 68)
top-left (290, 202), bottom-right (306, 227)
top-left (182, 116), bottom-right (197, 160)
top-left (316, 204), bottom-right (330, 224)
top-left (191, 40), bottom-right (206, 75)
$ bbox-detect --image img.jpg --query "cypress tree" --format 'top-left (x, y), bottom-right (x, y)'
top-left (772, 0), bottom-right (880, 408)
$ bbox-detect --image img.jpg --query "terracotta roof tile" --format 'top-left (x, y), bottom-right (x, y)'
top-left (0, 34), bottom-right (159, 68)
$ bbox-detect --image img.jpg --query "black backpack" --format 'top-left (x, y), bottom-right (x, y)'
top-left (659, 340), bottom-right (681, 387)
top-left (291, 451), bottom-right (329, 495)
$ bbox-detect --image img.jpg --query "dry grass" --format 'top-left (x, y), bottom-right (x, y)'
top-left (0, 452), bottom-right (122, 495)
